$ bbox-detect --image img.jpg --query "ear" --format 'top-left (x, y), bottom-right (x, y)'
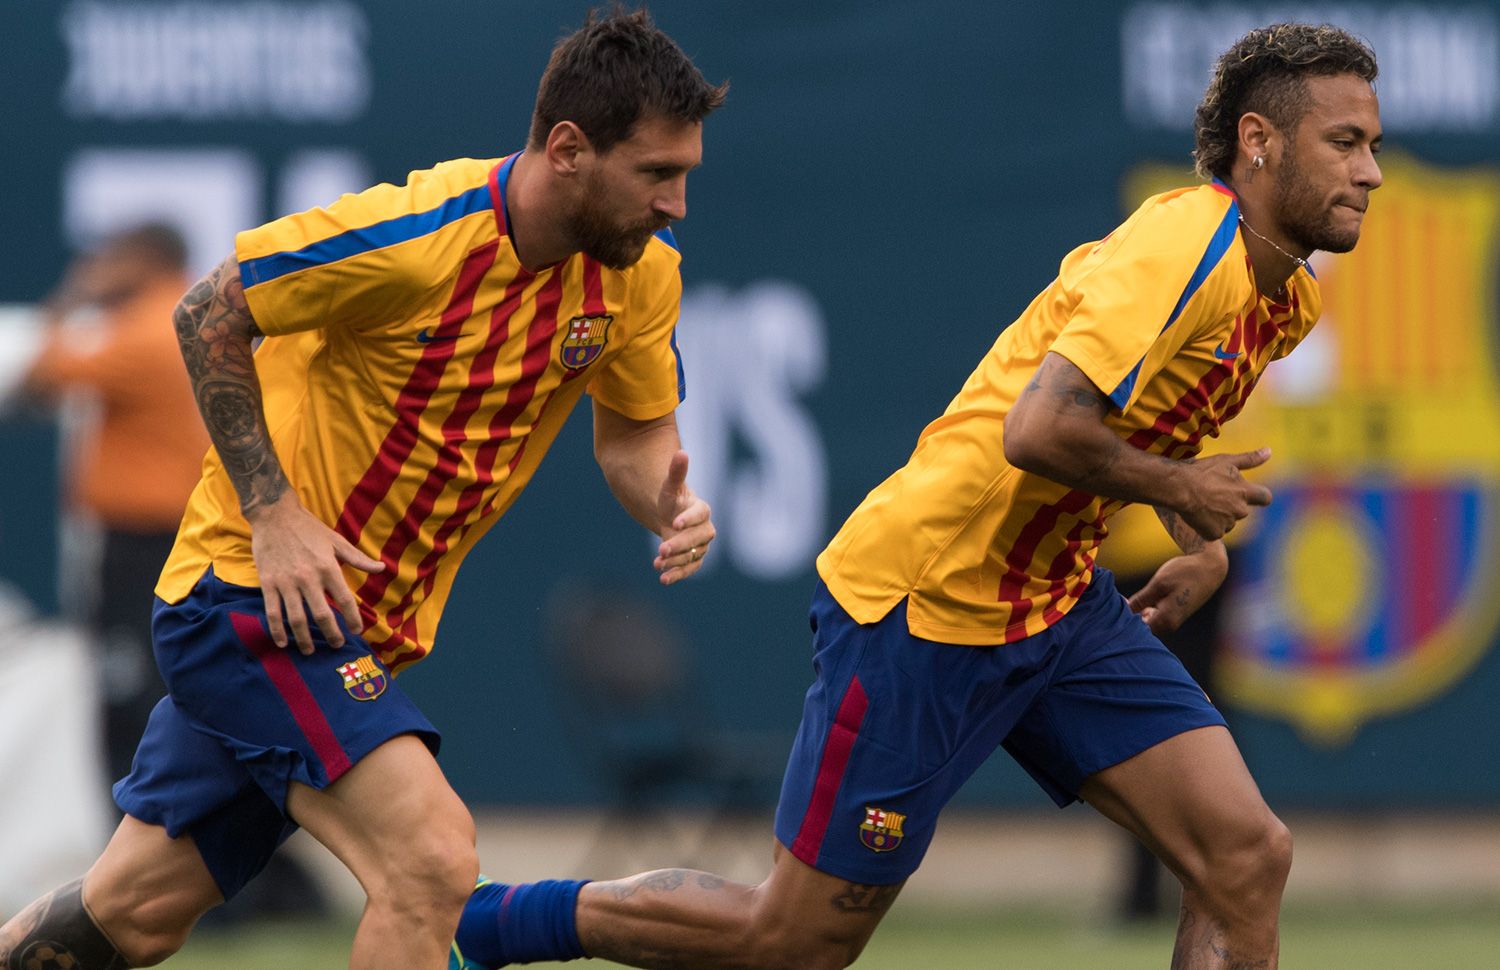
top-left (543, 121), bottom-right (592, 176)
top-left (1236, 111), bottom-right (1276, 170)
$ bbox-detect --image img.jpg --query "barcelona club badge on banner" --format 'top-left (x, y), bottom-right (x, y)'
top-left (1210, 155), bottom-right (1500, 746)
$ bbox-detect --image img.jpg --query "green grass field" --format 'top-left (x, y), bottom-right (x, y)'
top-left (163, 903), bottom-right (1500, 969)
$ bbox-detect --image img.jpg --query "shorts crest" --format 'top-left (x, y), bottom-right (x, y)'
top-left (338, 655), bottom-right (388, 701)
top-left (859, 806), bottom-right (905, 853)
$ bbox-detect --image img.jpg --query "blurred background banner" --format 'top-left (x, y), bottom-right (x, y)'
top-left (2, 0), bottom-right (1498, 811)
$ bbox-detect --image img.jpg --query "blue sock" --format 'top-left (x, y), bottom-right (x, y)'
top-left (453, 877), bottom-right (590, 967)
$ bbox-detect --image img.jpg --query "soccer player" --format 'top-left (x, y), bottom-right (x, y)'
top-left (449, 23), bottom-right (1381, 970)
top-left (0, 9), bottom-right (725, 970)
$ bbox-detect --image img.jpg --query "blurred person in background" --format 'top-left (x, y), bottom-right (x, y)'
top-left (450, 22), bottom-right (1381, 970)
top-left (22, 223), bottom-right (208, 787)
top-left (0, 7), bottom-right (724, 970)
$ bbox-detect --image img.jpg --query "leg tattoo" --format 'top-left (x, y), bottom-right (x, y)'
top-left (829, 881), bottom-right (902, 916)
top-left (0, 880), bottom-right (130, 970)
top-left (1170, 907), bottom-right (1272, 970)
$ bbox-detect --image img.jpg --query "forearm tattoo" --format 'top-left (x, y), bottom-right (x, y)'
top-left (173, 260), bottom-right (288, 515)
top-left (0, 879), bottom-right (129, 969)
top-left (1156, 506), bottom-right (1207, 555)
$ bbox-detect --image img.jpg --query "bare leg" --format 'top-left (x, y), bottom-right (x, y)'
top-left (0, 815), bottom-right (223, 968)
top-left (289, 734), bottom-right (478, 970)
top-left (574, 842), bottom-right (902, 970)
top-left (1079, 725), bottom-right (1292, 970)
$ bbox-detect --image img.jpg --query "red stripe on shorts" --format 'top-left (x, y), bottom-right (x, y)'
top-left (230, 612), bottom-right (354, 783)
top-left (790, 675), bottom-right (870, 865)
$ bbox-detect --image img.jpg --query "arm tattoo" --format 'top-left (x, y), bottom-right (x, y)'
top-left (1016, 354), bottom-right (1192, 504)
top-left (1155, 506), bottom-right (1207, 555)
top-left (830, 881), bottom-right (903, 915)
top-left (1042, 370), bottom-right (1110, 416)
top-left (173, 260), bottom-right (288, 516)
top-left (1031, 357), bottom-right (1130, 483)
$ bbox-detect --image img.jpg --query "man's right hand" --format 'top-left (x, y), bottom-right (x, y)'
top-left (1175, 447), bottom-right (1274, 540)
top-left (247, 492), bottom-right (385, 654)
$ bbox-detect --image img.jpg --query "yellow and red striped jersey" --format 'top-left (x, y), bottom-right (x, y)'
top-left (156, 153), bottom-right (686, 671)
top-left (818, 182), bottom-right (1321, 645)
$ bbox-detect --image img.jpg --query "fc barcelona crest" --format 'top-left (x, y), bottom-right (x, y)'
top-left (1124, 156), bottom-right (1500, 747)
top-left (338, 656), bottom-right (388, 702)
top-left (859, 806), bottom-right (906, 853)
top-left (560, 314), bottom-right (612, 369)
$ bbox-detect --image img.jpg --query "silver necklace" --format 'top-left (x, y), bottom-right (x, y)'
top-left (1238, 216), bottom-right (1309, 271)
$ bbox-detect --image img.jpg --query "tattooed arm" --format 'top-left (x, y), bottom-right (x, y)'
top-left (173, 257), bottom-right (286, 514)
top-left (173, 256), bottom-right (382, 652)
top-left (1003, 352), bottom-right (1273, 541)
top-left (1125, 506), bottom-right (1230, 636)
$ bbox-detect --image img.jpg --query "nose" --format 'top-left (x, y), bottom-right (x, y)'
top-left (1356, 146), bottom-right (1382, 191)
top-left (654, 176), bottom-right (688, 222)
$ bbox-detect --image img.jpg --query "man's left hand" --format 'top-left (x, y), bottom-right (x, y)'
top-left (1127, 549), bottom-right (1228, 636)
top-left (652, 449), bottom-right (715, 585)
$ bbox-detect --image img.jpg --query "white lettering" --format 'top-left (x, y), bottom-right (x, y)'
top-left (675, 282), bottom-right (828, 581)
top-left (61, 1), bottom-right (371, 122)
top-left (1121, 3), bottom-right (1500, 132)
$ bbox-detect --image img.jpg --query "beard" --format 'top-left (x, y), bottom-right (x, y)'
top-left (565, 173), bottom-right (668, 270)
top-left (1274, 143), bottom-right (1362, 254)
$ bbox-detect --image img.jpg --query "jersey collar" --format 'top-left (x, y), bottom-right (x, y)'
top-left (487, 152), bottom-right (521, 239)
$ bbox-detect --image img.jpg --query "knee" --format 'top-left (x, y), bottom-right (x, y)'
top-left (1186, 812), bottom-right (1293, 913)
top-left (368, 819), bottom-right (479, 921)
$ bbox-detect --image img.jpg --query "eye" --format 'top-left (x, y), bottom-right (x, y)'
top-left (1331, 138), bottom-right (1354, 149)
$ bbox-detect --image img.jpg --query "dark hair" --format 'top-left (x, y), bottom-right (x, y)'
top-left (529, 6), bottom-right (727, 152)
top-left (103, 221), bottom-right (188, 272)
top-left (1193, 23), bottom-right (1377, 181)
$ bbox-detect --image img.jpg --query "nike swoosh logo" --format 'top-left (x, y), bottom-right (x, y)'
top-left (416, 329), bottom-right (466, 344)
top-left (1213, 342), bottom-right (1241, 360)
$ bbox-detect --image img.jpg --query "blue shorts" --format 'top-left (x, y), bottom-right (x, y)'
top-left (113, 569), bottom-right (439, 899)
top-left (773, 568), bottom-right (1225, 885)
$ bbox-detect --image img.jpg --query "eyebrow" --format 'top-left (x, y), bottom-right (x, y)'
top-left (637, 159), bottom-right (700, 174)
top-left (1333, 123), bottom-right (1382, 142)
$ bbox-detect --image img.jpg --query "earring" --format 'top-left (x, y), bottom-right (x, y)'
top-left (1253, 155), bottom-right (1265, 170)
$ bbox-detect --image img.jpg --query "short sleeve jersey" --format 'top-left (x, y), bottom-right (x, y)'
top-left (155, 153), bottom-right (686, 671)
top-left (817, 182), bottom-right (1321, 645)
